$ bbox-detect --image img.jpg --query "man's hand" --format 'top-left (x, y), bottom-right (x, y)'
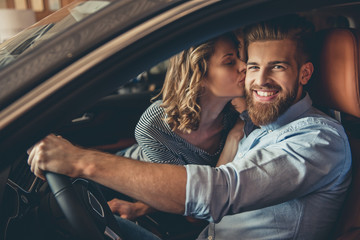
top-left (27, 134), bottom-right (187, 215)
top-left (27, 134), bottom-right (85, 180)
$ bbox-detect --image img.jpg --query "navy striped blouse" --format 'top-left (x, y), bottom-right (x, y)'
top-left (119, 100), bottom-right (237, 166)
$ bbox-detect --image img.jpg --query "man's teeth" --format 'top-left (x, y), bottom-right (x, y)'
top-left (257, 91), bottom-right (276, 97)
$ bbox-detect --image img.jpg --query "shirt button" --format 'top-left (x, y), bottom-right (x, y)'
top-left (208, 237), bottom-right (213, 240)
top-left (268, 130), bottom-right (272, 133)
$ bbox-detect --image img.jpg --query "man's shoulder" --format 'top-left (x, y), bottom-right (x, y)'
top-left (300, 106), bottom-right (342, 127)
top-left (281, 107), bottom-right (346, 138)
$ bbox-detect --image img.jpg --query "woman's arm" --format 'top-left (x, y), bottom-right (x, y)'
top-left (217, 97), bottom-right (247, 166)
top-left (216, 118), bottom-right (244, 166)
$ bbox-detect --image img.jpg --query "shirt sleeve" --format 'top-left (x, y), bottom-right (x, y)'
top-left (184, 122), bottom-right (351, 223)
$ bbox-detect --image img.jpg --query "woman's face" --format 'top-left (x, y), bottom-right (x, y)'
top-left (203, 36), bottom-right (246, 100)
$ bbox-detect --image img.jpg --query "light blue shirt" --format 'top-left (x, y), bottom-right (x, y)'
top-left (184, 94), bottom-right (352, 240)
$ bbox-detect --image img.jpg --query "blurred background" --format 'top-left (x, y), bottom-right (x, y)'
top-left (0, 0), bottom-right (76, 43)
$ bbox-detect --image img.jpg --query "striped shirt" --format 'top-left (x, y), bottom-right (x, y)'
top-left (119, 100), bottom-right (238, 166)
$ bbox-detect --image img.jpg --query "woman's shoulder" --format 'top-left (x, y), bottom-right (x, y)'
top-left (141, 100), bottom-right (165, 120)
top-left (137, 100), bottom-right (168, 131)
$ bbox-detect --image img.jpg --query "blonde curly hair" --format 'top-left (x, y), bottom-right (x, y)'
top-left (153, 33), bottom-right (239, 133)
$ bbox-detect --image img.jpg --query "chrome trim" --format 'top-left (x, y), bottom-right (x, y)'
top-left (87, 190), bottom-right (105, 218)
top-left (104, 226), bottom-right (122, 240)
top-left (0, 0), bottom-right (218, 130)
top-left (7, 177), bottom-right (38, 193)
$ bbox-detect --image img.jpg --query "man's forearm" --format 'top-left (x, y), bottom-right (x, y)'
top-left (28, 135), bottom-right (187, 215)
top-left (80, 149), bottom-right (187, 215)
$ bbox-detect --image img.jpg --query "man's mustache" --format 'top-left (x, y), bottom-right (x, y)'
top-left (249, 83), bottom-right (282, 91)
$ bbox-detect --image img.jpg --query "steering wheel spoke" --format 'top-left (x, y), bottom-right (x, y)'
top-left (45, 172), bottom-right (124, 240)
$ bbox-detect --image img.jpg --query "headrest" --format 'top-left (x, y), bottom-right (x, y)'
top-left (309, 28), bottom-right (360, 118)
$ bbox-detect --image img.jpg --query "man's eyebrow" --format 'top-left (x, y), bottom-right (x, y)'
top-left (246, 61), bottom-right (291, 65)
top-left (269, 61), bottom-right (291, 65)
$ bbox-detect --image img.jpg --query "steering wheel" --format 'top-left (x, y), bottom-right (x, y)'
top-left (45, 172), bottom-right (124, 240)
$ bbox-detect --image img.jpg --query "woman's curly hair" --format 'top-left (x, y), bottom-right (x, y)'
top-left (153, 33), bottom-right (238, 133)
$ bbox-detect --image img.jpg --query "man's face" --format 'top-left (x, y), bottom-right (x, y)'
top-left (245, 39), bottom-right (304, 126)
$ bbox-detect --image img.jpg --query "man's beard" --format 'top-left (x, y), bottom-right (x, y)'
top-left (246, 83), bottom-right (298, 126)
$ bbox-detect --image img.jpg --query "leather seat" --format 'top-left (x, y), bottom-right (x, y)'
top-left (308, 28), bottom-right (360, 240)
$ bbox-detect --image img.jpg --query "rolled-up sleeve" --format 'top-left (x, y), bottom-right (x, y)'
top-left (184, 120), bottom-right (351, 223)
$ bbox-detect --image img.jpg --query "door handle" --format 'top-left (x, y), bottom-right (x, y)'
top-left (71, 113), bottom-right (94, 123)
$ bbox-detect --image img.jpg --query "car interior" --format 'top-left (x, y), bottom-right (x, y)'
top-left (307, 28), bottom-right (360, 239)
top-left (1, 1), bottom-right (360, 240)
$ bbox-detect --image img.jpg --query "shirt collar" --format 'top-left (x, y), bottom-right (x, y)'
top-left (261, 92), bottom-right (313, 131)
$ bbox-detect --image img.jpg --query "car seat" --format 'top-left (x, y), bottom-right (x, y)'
top-left (308, 28), bottom-right (360, 240)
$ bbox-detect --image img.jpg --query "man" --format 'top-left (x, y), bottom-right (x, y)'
top-left (28, 15), bottom-right (351, 239)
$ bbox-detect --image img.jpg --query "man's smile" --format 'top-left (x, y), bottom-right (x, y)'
top-left (256, 90), bottom-right (278, 97)
top-left (252, 89), bottom-right (280, 101)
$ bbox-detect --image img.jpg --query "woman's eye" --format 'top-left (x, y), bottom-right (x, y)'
top-left (225, 60), bottom-right (235, 65)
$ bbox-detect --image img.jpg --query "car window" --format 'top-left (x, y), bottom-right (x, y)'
top-left (0, 0), bottom-right (111, 69)
top-left (116, 60), bottom-right (169, 95)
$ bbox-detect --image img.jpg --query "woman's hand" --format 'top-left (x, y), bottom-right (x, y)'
top-left (108, 199), bottom-right (155, 220)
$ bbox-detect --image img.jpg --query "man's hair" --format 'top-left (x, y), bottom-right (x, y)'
top-left (153, 32), bottom-right (238, 133)
top-left (244, 14), bottom-right (315, 66)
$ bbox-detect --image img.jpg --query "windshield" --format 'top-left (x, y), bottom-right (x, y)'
top-left (0, 0), bottom-right (111, 69)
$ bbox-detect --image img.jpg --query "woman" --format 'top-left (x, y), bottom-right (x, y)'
top-left (216, 97), bottom-right (247, 167)
top-left (108, 32), bottom-right (247, 221)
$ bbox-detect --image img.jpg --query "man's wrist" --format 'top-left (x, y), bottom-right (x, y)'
top-left (75, 149), bottom-right (101, 178)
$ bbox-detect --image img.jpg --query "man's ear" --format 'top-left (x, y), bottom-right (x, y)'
top-left (299, 62), bottom-right (314, 85)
